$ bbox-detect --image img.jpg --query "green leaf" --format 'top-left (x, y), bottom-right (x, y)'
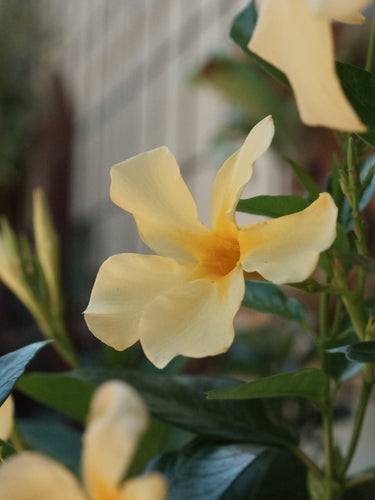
top-left (18, 370), bottom-right (297, 447)
top-left (149, 440), bottom-right (308, 500)
top-left (237, 195), bottom-right (309, 218)
top-left (322, 328), bottom-right (362, 383)
top-left (207, 369), bottom-right (328, 405)
top-left (16, 372), bottom-right (94, 423)
top-left (333, 341), bottom-right (375, 364)
top-left (284, 157), bottom-right (320, 200)
top-left (0, 439), bottom-right (16, 460)
top-left (336, 62), bottom-right (375, 148)
top-left (230, 1), bottom-right (289, 87)
top-left (243, 281), bottom-right (306, 322)
top-left (0, 341), bottom-right (50, 405)
top-left (17, 419), bottom-right (82, 475)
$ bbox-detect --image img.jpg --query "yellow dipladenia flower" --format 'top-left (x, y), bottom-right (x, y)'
top-left (0, 396), bottom-right (14, 442)
top-left (84, 117), bottom-right (337, 368)
top-left (0, 381), bottom-right (167, 500)
top-left (249, 0), bottom-right (369, 131)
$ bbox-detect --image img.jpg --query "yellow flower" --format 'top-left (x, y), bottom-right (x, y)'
top-left (0, 381), bottom-right (167, 500)
top-left (249, 0), bottom-right (369, 131)
top-left (0, 396), bottom-right (14, 442)
top-left (84, 117), bottom-right (337, 368)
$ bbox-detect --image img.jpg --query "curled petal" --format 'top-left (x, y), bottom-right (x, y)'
top-left (0, 395), bottom-right (14, 440)
top-left (84, 254), bottom-right (192, 350)
top-left (308, 0), bottom-right (369, 23)
top-left (0, 451), bottom-right (85, 500)
top-left (83, 381), bottom-right (148, 498)
top-left (210, 116), bottom-right (274, 230)
top-left (140, 267), bottom-right (245, 368)
top-left (249, 0), bottom-right (366, 131)
top-left (121, 473), bottom-right (168, 500)
top-left (239, 193), bottom-right (337, 283)
top-left (110, 147), bottom-right (208, 261)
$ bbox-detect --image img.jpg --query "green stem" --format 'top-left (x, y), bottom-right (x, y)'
top-left (339, 366), bottom-right (373, 478)
top-left (293, 446), bottom-right (323, 478)
top-left (322, 401), bottom-right (335, 478)
top-left (365, 3), bottom-right (375, 73)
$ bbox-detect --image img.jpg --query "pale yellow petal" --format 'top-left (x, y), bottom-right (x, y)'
top-left (308, 0), bottom-right (369, 23)
top-left (84, 254), bottom-right (192, 351)
top-left (83, 381), bottom-right (148, 498)
top-left (121, 473), bottom-right (167, 500)
top-left (0, 451), bottom-right (85, 500)
top-left (110, 147), bottom-right (209, 261)
top-left (0, 396), bottom-right (14, 441)
top-left (249, 0), bottom-right (366, 131)
top-left (139, 267), bottom-right (245, 368)
top-left (239, 193), bottom-right (337, 283)
top-left (210, 116), bottom-right (274, 230)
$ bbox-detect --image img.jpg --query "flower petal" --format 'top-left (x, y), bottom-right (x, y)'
top-left (0, 451), bottom-right (85, 500)
top-left (83, 381), bottom-right (148, 498)
top-left (249, 0), bottom-right (366, 131)
top-left (139, 267), bottom-right (245, 368)
top-left (239, 193), bottom-right (337, 283)
top-left (84, 254), bottom-right (192, 351)
top-left (110, 147), bottom-right (209, 261)
top-left (210, 116), bottom-right (274, 231)
top-left (0, 395), bottom-right (14, 440)
top-left (308, 0), bottom-right (369, 23)
top-left (121, 473), bottom-right (168, 500)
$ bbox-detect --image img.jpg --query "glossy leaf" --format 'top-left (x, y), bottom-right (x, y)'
top-left (336, 63), bottom-right (375, 148)
top-left (237, 195), bottom-right (309, 218)
top-left (17, 419), bottom-right (82, 475)
top-left (243, 281), bottom-right (306, 322)
top-left (18, 370), bottom-right (297, 447)
top-left (0, 341), bottom-right (50, 406)
top-left (207, 369), bottom-right (328, 405)
top-left (149, 440), bottom-right (308, 500)
top-left (16, 372), bottom-right (94, 423)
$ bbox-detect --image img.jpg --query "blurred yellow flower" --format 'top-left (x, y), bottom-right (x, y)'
top-left (249, 0), bottom-right (369, 131)
top-left (0, 381), bottom-right (167, 500)
top-left (84, 116), bottom-right (337, 368)
top-left (0, 396), bottom-right (14, 442)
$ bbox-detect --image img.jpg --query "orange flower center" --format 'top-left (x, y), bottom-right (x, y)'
top-left (191, 229), bottom-right (241, 281)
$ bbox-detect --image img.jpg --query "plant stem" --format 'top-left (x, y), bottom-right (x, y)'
top-left (322, 401), bottom-right (335, 478)
top-left (339, 365), bottom-right (373, 478)
top-left (293, 446), bottom-right (322, 478)
top-left (365, 2), bottom-right (375, 73)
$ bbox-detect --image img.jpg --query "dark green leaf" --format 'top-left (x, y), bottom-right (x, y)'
top-left (16, 372), bottom-right (94, 423)
top-left (332, 341), bottom-right (375, 364)
top-left (230, 1), bottom-right (289, 87)
top-left (207, 369), bottom-right (328, 405)
top-left (149, 440), bottom-right (308, 500)
top-left (341, 253), bottom-right (375, 274)
top-left (284, 158), bottom-right (320, 200)
top-left (75, 369), bottom-right (297, 447)
top-left (243, 281), bottom-right (306, 322)
top-left (0, 439), bottom-right (16, 460)
top-left (323, 334), bottom-right (362, 384)
top-left (18, 370), bottom-right (297, 447)
top-left (17, 419), bottom-right (82, 475)
top-left (337, 62), bottom-right (375, 148)
top-left (237, 195), bottom-right (309, 218)
top-left (0, 341), bottom-right (50, 405)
